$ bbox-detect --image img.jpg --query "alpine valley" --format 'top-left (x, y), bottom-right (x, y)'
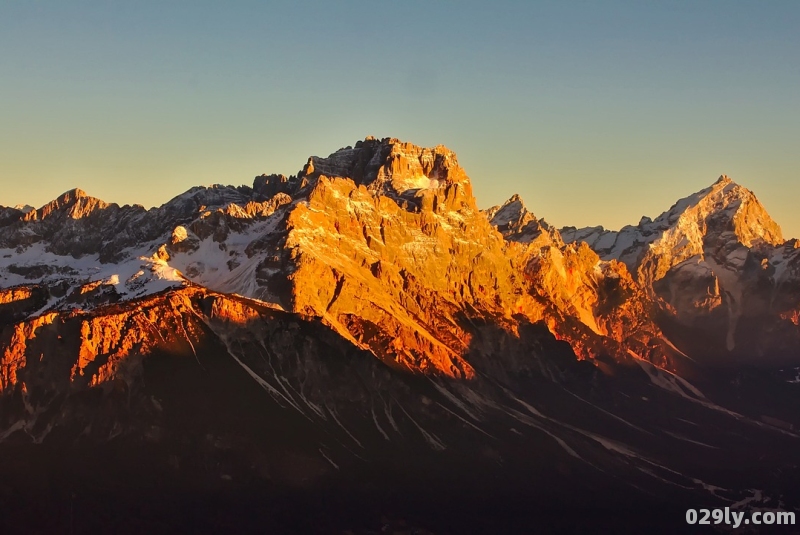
top-left (1, 137), bottom-right (799, 534)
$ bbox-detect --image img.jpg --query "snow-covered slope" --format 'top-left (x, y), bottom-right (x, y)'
top-left (0, 184), bottom-right (293, 318)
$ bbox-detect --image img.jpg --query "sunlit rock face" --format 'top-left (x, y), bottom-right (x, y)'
top-left (298, 137), bottom-right (473, 204)
top-left (2, 139), bottom-right (800, 533)
top-left (562, 175), bottom-right (800, 362)
top-left (484, 194), bottom-right (677, 371)
top-left (253, 138), bottom-right (680, 376)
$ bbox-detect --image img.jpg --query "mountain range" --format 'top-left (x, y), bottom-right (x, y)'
top-left (1, 137), bottom-right (799, 534)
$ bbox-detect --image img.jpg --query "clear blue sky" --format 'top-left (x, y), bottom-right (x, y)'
top-left (1, 1), bottom-right (799, 236)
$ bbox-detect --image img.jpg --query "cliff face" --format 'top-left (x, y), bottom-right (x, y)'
top-left (563, 175), bottom-right (800, 362)
top-left (267, 140), bottom-right (682, 375)
top-left (473, 200), bottom-right (676, 380)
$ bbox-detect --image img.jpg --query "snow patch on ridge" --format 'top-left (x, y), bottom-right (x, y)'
top-left (392, 174), bottom-right (440, 192)
top-left (0, 242), bottom-right (185, 314)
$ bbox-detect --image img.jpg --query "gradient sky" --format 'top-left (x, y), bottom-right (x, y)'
top-left (1, 1), bottom-right (799, 237)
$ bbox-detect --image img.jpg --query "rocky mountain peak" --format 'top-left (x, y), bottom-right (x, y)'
top-left (64, 187), bottom-right (88, 199)
top-left (0, 206), bottom-right (24, 227)
top-left (12, 204), bottom-right (34, 214)
top-left (563, 175), bottom-right (784, 273)
top-left (663, 174), bottom-right (783, 248)
top-left (485, 195), bottom-right (563, 246)
top-left (485, 194), bottom-right (530, 225)
top-left (296, 137), bottom-right (474, 210)
top-left (253, 173), bottom-right (298, 199)
top-left (561, 174), bottom-right (795, 358)
top-left (25, 187), bottom-right (111, 221)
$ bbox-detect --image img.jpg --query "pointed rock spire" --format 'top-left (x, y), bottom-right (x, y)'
top-left (26, 188), bottom-right (109, 221)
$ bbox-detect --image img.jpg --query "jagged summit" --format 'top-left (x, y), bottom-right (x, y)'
top-left (485, 194), bottom-right (529, 225)
top-left (67, 187), bottom-right (88, 198)
top-left (561, 174), bottom-right (784, 271)
top-left (250, 138), bottom-right (476, 214)
top-left (484, 194), bottom-right (562, 246)
top-left (24, 187), bottom-right (112, 222)
top-left (296, 137), bottom-right (474, 207)
top-left (45, 187), bottom-right (90, 201)
top-left (9, 138), bottom-right (471, 230)
top-left (562, 174), bottom-right (797, 356)
top-left (654, 174), bottom-right (782, 245)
